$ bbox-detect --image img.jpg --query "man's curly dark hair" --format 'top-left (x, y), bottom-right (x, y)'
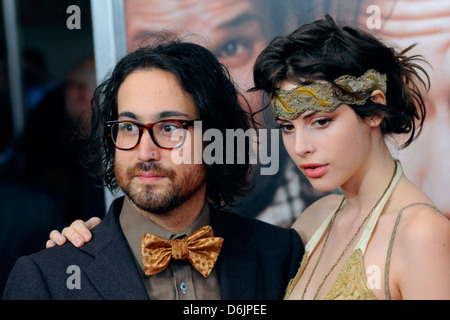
top-left (81, 39), bottom-right (254, 209)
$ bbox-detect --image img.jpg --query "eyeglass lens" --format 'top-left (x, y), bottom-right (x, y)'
top-left (110, 121), bottom-right (187, 149)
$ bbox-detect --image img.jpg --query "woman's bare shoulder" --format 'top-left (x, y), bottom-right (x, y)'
top-left (291, 194), bottom-right (343, 245)
top-left (390, 202), bottom-right (450, 299)
top-left (392, 178), bottom-right (449, 247)
top-left (395, 202), bottom-right (449, 251)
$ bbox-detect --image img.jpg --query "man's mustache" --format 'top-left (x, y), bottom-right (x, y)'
top-left (128, 162), bottom-right (175, 179)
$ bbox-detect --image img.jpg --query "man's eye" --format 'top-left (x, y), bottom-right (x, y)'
top-left (219, 40), bottom-right (242, 58)
top-left (157, 122), bottom-right (184, 136)
top-left (119, 123), bottom-right (138, 134)
top-left (162, 124), bottom-right (177, 132)
top-left (214, 38), bottom-right (253, 68)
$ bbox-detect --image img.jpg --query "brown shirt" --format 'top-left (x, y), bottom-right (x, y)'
top-left (119, 196), bottom-right (222, 300)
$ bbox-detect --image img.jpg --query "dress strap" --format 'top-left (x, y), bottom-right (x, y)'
top-left (384, 202), bottom-right (442, 300)
top-left (355, 159), bottom-right (403, 254)
top-left (304, 197), bottom-right (345, 254)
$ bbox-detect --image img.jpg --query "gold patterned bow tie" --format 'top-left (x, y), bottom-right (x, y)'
top-left (141, 225), bottom-right (224, 278)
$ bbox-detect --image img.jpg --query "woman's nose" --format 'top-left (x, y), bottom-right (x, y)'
top-left (293, 130), bottom-right (315, 157)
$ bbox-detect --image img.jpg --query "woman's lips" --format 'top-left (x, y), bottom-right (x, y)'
top-left (299, 163), bottom-right (329, 178)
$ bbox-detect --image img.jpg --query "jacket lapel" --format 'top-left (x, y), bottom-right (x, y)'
top-left (211, 209), bottom-right (259, 300)
top-left (79, 198), bottom-right (149, 300)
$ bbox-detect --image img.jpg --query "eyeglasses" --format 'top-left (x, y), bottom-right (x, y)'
top-left (105, 119), bottom-right (198, 150)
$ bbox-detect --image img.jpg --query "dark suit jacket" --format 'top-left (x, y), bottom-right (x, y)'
top-left (3, 197), bottom-right (304, 300)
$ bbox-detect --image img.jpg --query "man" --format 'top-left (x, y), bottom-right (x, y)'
top-left (3, 40), bottom-right (303, 300)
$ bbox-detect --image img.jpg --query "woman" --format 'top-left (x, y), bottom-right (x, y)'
top-left (250, 15), bottom-right (450, 300)
top-left (47, 16), bottom-right (450, 300)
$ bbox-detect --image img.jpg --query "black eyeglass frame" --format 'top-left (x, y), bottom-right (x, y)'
top-left (105, 119), bottom-right (199, 151)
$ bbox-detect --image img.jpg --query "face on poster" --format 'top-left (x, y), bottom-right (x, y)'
top-left (123, 0), bottom-right (450, 220)
top-left (125, 0), bottom-right (282, 122)
top-left (360, 0), bottom-right (450, 218)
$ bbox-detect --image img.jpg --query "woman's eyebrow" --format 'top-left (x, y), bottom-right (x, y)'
top-left (301, 111), bottom-right (318, 120)
top-left (276, 111), bottom-right (319, 122)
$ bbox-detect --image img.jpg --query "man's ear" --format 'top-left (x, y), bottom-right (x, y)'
top-left (370, 89), bottom-right (386, 105)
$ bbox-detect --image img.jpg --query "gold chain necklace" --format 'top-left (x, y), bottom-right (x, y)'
top-left (301, 161), bottom-right (398, 300)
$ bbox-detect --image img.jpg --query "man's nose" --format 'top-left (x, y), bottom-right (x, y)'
top-left (137, 129), bottom-right (160, 162)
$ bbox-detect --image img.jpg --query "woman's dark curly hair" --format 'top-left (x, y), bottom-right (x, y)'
top-left (251, 15), bottom-right (430, 148)
top-left (82, 39), bottom-right (253, 208)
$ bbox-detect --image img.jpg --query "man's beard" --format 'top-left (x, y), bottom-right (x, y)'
top-left (115, 160), bottom-right (206, 214)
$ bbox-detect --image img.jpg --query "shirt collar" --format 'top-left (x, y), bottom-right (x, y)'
top-left (119, 196), bottom-right (211, 271)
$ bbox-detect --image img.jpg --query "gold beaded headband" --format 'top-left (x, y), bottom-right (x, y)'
top-left (271, 69), bottom-right (387, 120)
